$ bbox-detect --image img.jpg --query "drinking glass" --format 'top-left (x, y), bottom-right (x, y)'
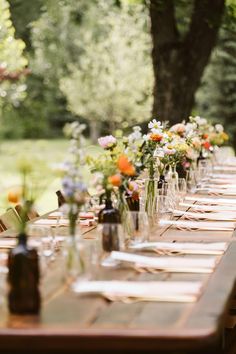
top-left (125, 211), bottom-right (149, 245)
top-left (177, 178), bottom-right (187, 203)
top-left (97, 223), bottom-right (125, 254)
top-left (186, 169), bottom-right (197, 193)
top-left (155, 195), bottom-right (173, 225)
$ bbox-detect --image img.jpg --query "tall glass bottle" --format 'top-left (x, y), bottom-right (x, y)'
top-left (98, 195), bottom-right (121, 252)
top-left (8, 232), bottom-right (40, 314)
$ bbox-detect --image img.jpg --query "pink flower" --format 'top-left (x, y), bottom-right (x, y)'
top-left (98, 135), bottom-right (117, 149)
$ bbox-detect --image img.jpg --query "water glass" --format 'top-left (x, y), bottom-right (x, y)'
top-left (125, 211), bottom-right (149, 245)
top-left (178, 178), bottom-right (187, 203)
top-left (186, 170), bottom-right (197, 193)
top-left (97, 223), bottom-right (125, 253)
top-left (156, 195), bottom-right (173, 223)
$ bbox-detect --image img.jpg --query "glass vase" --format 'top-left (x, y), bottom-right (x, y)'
top-left (144, 178), bottom-right (158, 219)
top-left (65, 227), bottom-right (84, 282)
top-left (166, 165), bottom-right (179, 193)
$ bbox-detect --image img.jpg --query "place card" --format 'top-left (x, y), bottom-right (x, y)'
top-left (72, 280), bottom-right (203, 302)
top-left (109, 251), bottom-right (217, 273)
top-left (130, 241), bottom-right (228, 255)
top-left (173, 210), bottom-right (236, 221)
top-left (159, 219), bottom-right (235, 231)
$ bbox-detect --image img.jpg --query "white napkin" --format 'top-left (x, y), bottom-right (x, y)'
top-left (173, 209), bottom-right (236, 221)
top-left (72, 280), bottom-right (202, 302)
top-left (159, 219), bottom-right (235, 231)
top-left (179, 202), bottom-right (236, 212)
top-left (130, 241), bottom-right (227, 255)
top-left (0, 239), bottom-right (16, 248)
top-left (185, 196), bottom-right (236, 205)
top-left (210, 174), bottom-right (236, 180)
top-left (34, 218), bottom-right (69, 226)
top-left (109, 251), bottom-right (216, 273)
top-left (207, 184), bottom-right (236, 189)
top-left (47, 211), bottom-right (63, 219)
top-left (213, 166), bottom-right (236, 172)
top-left (210, 179), bottom-right (236, 185)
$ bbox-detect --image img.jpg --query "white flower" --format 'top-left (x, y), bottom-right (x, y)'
top-left (150, 127), bottom-right (163, 135)
top-left (143, 134), bottom-right (150, 141)
top-left (128, 126), bottom-right (142, 143)
top-left (195, 116), bottom-right (207, 126)
top-left (154, 147), bottom-right (164, 158)
top-left (170, 123), bottom-right (186, 136)
top-left (215, 124), bottom-right (224, 133)
top-left (163, 145), bottom-right (176, 155)
top-left (148, 119), bottom-right (163, 130)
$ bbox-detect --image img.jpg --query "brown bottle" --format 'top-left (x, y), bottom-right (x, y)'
top-left (98, 199), bottom-right (121, 252)
top-left (7, 233), bottom-right (41, 314)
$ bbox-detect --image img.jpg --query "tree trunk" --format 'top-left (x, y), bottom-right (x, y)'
top-left (90, 120), bottom-right (101, 144)
top-left (150, 0), bottom-right (225, 123)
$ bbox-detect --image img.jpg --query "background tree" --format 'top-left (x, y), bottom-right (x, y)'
top-left (196, 4), bottom-right (236, 149)
top-left (0, 0), bottom-right (28, 108)
top-left (149, 0), bottom-right (225, 123)
top-left (60, 0), bottom-right (152, 141)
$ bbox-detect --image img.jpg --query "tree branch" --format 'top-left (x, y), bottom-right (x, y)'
top-left (184, 0), bottom-right (225, 60)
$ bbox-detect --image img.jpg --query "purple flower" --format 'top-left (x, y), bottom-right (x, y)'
top-left (98, 135), bottom-right (117, 149)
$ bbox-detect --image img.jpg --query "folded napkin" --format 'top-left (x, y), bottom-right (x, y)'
top-left (210, 179), bottom-right (236, 185)
top-left (207, 184), bottom-right (236, 189)
top-left (210, 174), bottom-right (236, 180)
top-left (213, 166), bottom-right (236, 172)
top-left (47, 211), bottom-right (62, 219)
top-left (0, 239), bottom-right (16, 249)
top-left (34, 218), bottom-right (69, 227)
top-left (180, 202), bottom-right (236, 212)
top-left (185, 196), bottom-right (236, 205)
top-left (130, 241), bottom-right (227, 255)
top-left (72, 280), bottom-right (202, 302)
top-left (173, 209), bottom-right (236, 221)
top-left (109, 251), bottom-right (216, 273)
top-left (159, 219), bottom-right (235, 231)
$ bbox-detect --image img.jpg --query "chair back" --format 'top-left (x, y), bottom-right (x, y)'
top-left (0, 208), bottom-right (22, 230)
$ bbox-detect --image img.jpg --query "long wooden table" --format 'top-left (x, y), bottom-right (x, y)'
top-left (0, 198), bottom-right (236, 353)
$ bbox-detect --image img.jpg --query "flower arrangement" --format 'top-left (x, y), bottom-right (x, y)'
top-left (60, 122), bottom-right (88, 236)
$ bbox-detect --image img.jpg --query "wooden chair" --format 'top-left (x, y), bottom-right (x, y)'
top-left (15, 203), bottom-right (39, 221)
top-left (0, 208), bottom-right (22, 231)
top-left (56, 190), bottom-right (66, 207)
top-left (0, 219), bottom-right (7, 232)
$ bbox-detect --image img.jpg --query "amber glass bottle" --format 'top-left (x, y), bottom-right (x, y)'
top-left (98, 197), bottom-right (121, 252)
top-left (8, 233), bottom-right (40, 314)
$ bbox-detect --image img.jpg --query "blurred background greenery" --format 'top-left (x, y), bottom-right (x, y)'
top-left (0, 0), bottom-right (235, 213)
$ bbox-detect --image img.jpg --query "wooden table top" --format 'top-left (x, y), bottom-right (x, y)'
top-left (0, 196), bottom-right (236, 353)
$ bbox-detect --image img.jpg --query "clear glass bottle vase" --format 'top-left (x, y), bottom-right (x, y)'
top-left (144, 178), bottom-right (158, 218)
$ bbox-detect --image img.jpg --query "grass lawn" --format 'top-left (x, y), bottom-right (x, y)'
top-left (0, 139), bottom-right (102, 215)
top-left (0, 139), bottom-right (68, 215)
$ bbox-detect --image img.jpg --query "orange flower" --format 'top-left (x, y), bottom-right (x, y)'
top-left (117, 155), bottom-right (135, 176)
top-left (202, 141), bottom-right (211, 150)
top-left (8, 187), bottom-right (22, 204)
top-left (108, 174), bottom-right (122, 187)
top-left (150, 133), bottom-right (163, 142)
top-left (202, 133), bottom-right (208, 140)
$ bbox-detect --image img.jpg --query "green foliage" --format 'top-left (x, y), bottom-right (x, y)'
top-left (32, 0), bottom-right (153, 134)
top-left (0, 0), bottom-right (28, 106)
top-left (195, 25), bottom-right (236, 145)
